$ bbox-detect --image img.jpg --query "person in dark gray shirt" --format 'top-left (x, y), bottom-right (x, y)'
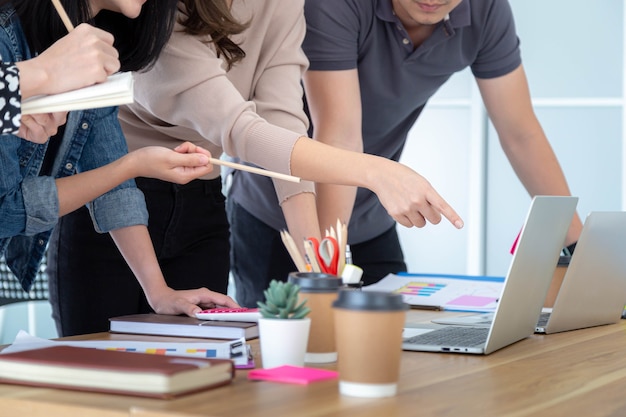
top-left (226, 0), bottom-right (582, 307)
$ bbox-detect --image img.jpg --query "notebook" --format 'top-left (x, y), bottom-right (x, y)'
top-left (432, 211), bottom-right (626, 334)
top-left (109, 313), bottom-right (259, 340)
top-left (21, 72), bottom-right (133, 115)
top-left (0, 345), bottom-right (234, 399)
top-left (402, 196), bottom-right (578, 354)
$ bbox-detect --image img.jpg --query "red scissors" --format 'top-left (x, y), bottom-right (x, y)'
top-left (307, 236), bottom-right (339, 275)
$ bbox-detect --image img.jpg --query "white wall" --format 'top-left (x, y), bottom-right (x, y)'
top-left (397, 0), bottom-right (625, 277)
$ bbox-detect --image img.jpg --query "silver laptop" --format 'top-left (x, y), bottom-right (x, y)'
top-left (402, 196), bottom-right (578, 354)
top-left (432, 211), bottom-right (626, 334)
top-left (536, 211), bottom-right (626, 333)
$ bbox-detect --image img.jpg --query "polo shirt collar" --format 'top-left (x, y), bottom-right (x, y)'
top-left (449, 0), bottom-right (471, 28)
top-left (377, 0), bottom-right (397, 22)
top-left (377, 0), bottom-right (471, 28)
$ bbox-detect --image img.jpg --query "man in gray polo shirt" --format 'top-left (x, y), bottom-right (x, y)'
top-left (226, 0), bottom-right (582, 307)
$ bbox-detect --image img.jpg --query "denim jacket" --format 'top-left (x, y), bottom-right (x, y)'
top-left (0, 5), bottom-right (148, 291)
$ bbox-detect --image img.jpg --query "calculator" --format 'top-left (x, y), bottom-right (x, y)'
top-left (195, 307), bottom-right (261, 322)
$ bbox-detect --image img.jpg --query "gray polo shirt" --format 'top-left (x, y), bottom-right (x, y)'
top-left (228, 0), bottom-right (522, 244)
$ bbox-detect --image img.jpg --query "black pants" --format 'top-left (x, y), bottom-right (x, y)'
top-left (227, 199), bottom-right (407, 308)
top-left (47, 177), bottom-right (230, 336)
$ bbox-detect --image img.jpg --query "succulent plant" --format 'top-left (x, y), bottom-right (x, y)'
top-left (257, 280), bottom-right (310, 319)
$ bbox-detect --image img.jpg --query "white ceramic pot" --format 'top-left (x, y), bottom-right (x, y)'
top-left (258, 317), bottom-right (311, 369)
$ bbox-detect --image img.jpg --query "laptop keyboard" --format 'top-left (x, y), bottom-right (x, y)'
top-left (404, 327), bottom-right (489, 347)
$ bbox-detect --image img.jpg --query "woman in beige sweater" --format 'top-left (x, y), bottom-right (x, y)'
top-left (47, 0), bottom-right (463, 333)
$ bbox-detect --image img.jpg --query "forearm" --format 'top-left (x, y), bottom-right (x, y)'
top-left (290, 137), bottom-right (378, 188)
top-left (312, 115), bottom-right (361, 233)
top-left (479, 67), bottom-right (582, 245)
top-left (290, 137), bottom-right (365, 228)
top-left (291, 137), bottom-right (464, 230)
top-left (281, 192), bottom-right (322, 256)
top-left (316, 185), bottom-right (356, 234)
top-left (110, 225), bottom-right (240, 316)
top-left (109, 225), bottom-right (170, 301)
top-left (55, 153), bottom-right (137, 216)
top-left (502, 132), bottom-right (582, 244)
top-left (302, 69), bottom-right (363, 233)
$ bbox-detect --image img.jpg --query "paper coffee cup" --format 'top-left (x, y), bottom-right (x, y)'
top-left (288, 272), bottom-right (341, 363)
top-left (332, 290), bottom-right (408, 398)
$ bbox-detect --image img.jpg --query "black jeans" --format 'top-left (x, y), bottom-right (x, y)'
top-left (47, 177), bottom-right (230, 336)
top-left (226, 199), bottom-right (407, 308)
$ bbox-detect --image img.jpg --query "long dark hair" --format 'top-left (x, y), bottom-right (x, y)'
top-left (4, 0), bottom-right (178, 71)
top-left (178, 0), bottom-right (248, 70)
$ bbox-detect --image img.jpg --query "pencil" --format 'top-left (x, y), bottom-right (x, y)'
top-left (280, 230), bottom-right (307, 272)
top-left (51, 0), bottom-right (74, 32)
top-left (304, 239), bottom-right (321, 273)
top-left (338, 220), bottom-right (348, 274)
top-left (209, 158), bottom-right (300, 183)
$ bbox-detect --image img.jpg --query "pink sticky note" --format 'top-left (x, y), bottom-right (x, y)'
top-left (447, 295), bottom-right (497, 307)
top-left (248, 365), bottom-right (338, 385)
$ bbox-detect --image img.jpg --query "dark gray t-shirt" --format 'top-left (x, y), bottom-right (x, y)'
top-left (228, 0), bottom-right (522, 244)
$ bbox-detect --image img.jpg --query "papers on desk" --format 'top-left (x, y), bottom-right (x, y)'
top-left (2, 331), bottom-right (254, 368)
top-left (363, 273), bottom-right (505, 313)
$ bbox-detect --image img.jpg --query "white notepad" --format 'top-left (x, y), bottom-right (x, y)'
top-left (21, 72), bottom-right (133, 115)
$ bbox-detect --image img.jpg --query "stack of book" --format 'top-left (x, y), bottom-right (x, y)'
top-left (109, 313), bottom-right (259, 340)
top-left (0, 345), bottom-right (234, 398)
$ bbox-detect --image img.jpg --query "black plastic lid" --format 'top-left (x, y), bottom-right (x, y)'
top-left (332, 289), bottom-right (408, 311)
top-left (288, 272), bottom-right (342, 292)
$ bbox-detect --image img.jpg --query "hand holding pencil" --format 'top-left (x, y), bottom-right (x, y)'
top-left (32, 0), bottom-right (119, 96)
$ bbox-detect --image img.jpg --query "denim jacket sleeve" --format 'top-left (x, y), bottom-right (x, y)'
top-left (0, 7), bottom-right (60, 238)
top-left (0, 136), bottom-right (58, 238)
top-left (59, 107), bottom-right (148, 233)
top-left (0, 107), bottom-right (148, 239)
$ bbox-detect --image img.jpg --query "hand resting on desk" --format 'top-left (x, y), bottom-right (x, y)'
top-left (146, 286), bottom-right (240, 318)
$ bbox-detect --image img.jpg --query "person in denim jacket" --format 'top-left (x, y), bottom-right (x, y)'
top-left (0, 0), bottom-right (238, 336)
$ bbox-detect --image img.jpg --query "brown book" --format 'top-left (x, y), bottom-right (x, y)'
top-left (0, 345), bottom-right (234, 399)
top-left (109, 313), bottom-right (259, 340)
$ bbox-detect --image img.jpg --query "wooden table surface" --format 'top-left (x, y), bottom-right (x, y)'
top-left (1, 310), bottom-right (626, 417)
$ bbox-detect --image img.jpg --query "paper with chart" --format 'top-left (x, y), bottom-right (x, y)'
top-left (2, 331), bottom-right (253, 368)
top-left (363, 273), bottom-right (505, 312)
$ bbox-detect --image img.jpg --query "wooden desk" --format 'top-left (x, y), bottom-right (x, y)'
top-left (1, 310), bottom-right (626, 417)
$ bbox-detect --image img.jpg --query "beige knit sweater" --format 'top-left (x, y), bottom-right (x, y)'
top-left (119, 0), bottom-right (314, 202)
